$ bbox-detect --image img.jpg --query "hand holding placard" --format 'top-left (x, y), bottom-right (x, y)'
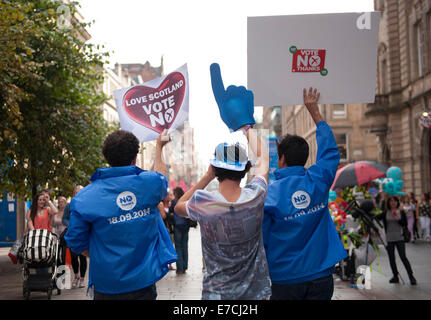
top-left (210, 63), bottom-right (255, 132)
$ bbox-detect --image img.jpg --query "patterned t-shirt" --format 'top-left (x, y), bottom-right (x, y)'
top-left (186, 176), bottom-right (271, 300)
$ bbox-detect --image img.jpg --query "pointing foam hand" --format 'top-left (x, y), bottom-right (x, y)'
top-left (210, 63), bottom-right (255, 132)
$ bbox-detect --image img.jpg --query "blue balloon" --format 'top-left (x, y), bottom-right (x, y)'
top-left (393, 180), bottom-right (406, 195)
top-left (382, 178), bottom-right (406, 196)
top-left (329, 190), bottom-right (337, 203)
top-left (386, 166), bottom-right (402, 180)
top-left (210, 63), bottom-right (256, 132)
top-left (382, 179), bottom-right (396, 195)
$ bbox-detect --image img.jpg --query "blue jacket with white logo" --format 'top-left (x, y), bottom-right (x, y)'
top-left (263, 121), bottom-right (347, 284)
top-left (65, 166), bottom-right (177, 294)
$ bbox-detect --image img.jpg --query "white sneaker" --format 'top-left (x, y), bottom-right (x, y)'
top-left (79, 279), bottom-right (86, 288)
top-left (72, 277), bottom-right (79, 289)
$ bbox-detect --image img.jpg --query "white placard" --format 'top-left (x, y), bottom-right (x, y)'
top-left (247, 12), bottom-right (380, 106)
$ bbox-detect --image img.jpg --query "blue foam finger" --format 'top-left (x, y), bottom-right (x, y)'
top-left (209, 62), bottom-right (256, 132)
top-left (210, 63), bottom-right (226, 106)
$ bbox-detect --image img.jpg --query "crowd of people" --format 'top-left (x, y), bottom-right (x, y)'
top-left (60, 62), bottom-right (348, 301)
top-left (20, 63), bottom-right (427, 300)
top-left (374, 191), bottom-right (431, 244)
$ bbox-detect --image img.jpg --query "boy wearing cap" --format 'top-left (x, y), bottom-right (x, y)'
top-left (174, 63), bottom-right (271, 300)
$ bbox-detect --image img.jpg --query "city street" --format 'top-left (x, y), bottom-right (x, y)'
top-left (1, 226), bottom-right (430, 300)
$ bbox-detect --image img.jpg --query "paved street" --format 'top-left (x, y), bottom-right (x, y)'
top-left (0, 226), bottom-right (430, 300)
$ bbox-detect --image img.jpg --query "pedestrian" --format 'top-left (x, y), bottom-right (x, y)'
top-left (376, 196), bottom-right (417, 285)
top-left (26, 192), bottom-right (58, 274)
top-left (65, 129), bottom-right (177, 300)
top-left (416, 193), bottom-right (431, 241)
top-left (401, 195), bottom-right (415, 243)
top-left (174, 63), bottom-right (271, 300)
top-left (62, 186), bottom-right (87, 289)
top-left (62, 186), bottom-right (83, 227)
top-left (53, 196), bottom-right (68, 264)
top-left (409, 192), bottom-right (419, 242)
top-left (162, 190), bottom-right (176, 271)
top-left (170, 187), bottom-right (190, 275)
top-left (53, 196), bottom-right (67, 237)
top-left (262, 87), bottom-right (348, 300)
top-left (429, 191), bottom-right (431, 240)
top-left (26, 192), bottom-right (58, 233)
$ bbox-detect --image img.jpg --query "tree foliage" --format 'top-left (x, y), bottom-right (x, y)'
top-left (0, 0), bottom-right (113, 199)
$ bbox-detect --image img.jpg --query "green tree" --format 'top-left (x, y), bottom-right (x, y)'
top-left (0, 0), bottom-right (113, 199)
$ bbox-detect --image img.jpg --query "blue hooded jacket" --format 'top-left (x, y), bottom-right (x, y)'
top-left (65, 166), bottom-right (177, 294)
top-left (263, 121), bottom-right (347, 284)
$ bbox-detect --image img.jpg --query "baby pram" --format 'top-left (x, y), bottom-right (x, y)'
top-left (22, 229), bottom-right (62, 300)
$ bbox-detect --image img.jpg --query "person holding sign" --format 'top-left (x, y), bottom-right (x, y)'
top-left (65, 129), bottom-right (177, 300)
top-left (174, 63), bottom-right (271, 300)
top-left (262, 87), bottom-right (347, 300)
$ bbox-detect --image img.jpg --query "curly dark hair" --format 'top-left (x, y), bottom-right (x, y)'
top-left (212, 161), bottom-right (252, 182)
top-left (102, 130), bottom-right (140, 167)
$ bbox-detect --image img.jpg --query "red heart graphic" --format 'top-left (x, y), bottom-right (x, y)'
top-left (122, 72), bottom-right (186, 134)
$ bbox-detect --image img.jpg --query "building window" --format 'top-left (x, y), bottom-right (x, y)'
top-left (415, 22), bottom-right (424, 77)
top-left (335, 133), bottom-right (348, 161)
top-left (332, 104), bottom-right (346, 119)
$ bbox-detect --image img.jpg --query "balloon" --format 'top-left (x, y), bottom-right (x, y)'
top-left (328, 190), bottom-right (337, 203)
top-left (380, 167), bottom-right (406, 196)
top-left (382, 178), bottom-right (406, 196)
top-left (386, 166), bottom-right (402, 180)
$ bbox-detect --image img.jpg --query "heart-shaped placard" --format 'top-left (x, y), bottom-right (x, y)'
top-left (122, 72), bottom-right (186, 134)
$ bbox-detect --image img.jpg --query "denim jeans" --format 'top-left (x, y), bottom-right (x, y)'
top-left (173, 227), bottom-right (189, 271)
top-left (270, 275), bottom-right (334, 300)
top-left (94, 284), bottom-right (157, 300)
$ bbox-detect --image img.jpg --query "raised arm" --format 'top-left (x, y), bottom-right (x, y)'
top-left (158, 202), bottom-right (166, 220)
top-left (174, 166), bottom-right (215, 217)
top-left (46, 199), bottom-right (58, 216)
top-left (243, 126), bottom-right (269, 183)
top-left (152, 129), bottom-right (170, 176)
top-left (304, 87), bottom-right (340, 189)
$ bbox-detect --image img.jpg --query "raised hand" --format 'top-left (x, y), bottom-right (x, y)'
top-left (303, 87), bottom-right (323, 124)
top-left (210, 63), bottom-right (255, 132)
top-left (303, 87), bottom-right (320, 109)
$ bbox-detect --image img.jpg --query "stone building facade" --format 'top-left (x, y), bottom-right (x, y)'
top-left (280, 103), bottom-right (378, 168)
top-left (366, 0), bottom-right (431, 194)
